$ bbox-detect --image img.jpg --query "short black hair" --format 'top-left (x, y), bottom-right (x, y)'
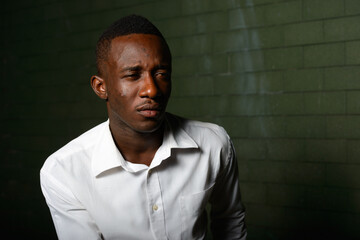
top-left (95, 14), bottom-right (167, 76)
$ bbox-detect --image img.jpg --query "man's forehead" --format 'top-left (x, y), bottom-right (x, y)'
top-left (110, 33), bottom-right (165, 48)
top-left (102, 33), bottom-right (171, 72)
top-left (108, 34), bottom-right (170, 59)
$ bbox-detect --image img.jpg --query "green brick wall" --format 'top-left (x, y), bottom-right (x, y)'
top-left (1, 0), bottom-right (360, 239)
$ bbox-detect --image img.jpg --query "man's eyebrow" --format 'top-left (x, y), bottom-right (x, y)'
top-left (155, 64), bottom-right (171, 70)
top-left (120, 66), bottom-right (142, 72)
top-left (120, 64), bottom-right (171, 73)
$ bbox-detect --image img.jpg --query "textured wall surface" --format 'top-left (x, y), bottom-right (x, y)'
top-left (1, 0), bottom-right (360, 239)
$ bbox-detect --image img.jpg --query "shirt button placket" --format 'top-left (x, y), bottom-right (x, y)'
top-left (147, 169), bottom-right (167, 239)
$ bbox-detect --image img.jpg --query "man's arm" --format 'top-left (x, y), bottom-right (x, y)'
top-left (40, 170), bottom-right (103, 240)
top-left (210, 140), bottom-right (247, 240)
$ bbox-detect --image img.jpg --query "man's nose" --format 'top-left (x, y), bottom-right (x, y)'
top-left (139, 73), bottom-right (159, 99)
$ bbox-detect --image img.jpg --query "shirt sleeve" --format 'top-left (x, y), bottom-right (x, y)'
top-left (209, 139), bottom-right (247, 240)
top-left (40, 170), bottom-right (103, 240)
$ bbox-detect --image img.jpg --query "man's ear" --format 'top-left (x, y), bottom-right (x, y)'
top-left (91, 75), bottom-right (108, 100)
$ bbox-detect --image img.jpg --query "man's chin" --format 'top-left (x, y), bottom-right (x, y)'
top-left (135, 119), bottom-right (165, 134)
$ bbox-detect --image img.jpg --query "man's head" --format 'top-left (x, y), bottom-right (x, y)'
top-left (95, 14), bottom-right (169, 77)
top-left (91, 15), bottom-right (172, 134)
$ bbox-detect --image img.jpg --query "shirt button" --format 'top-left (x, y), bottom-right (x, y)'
top-left (152, 204), bottom-right (158, 211)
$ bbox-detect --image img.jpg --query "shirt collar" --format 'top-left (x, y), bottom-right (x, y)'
top-left (91, 115), bottom-right (198, 177)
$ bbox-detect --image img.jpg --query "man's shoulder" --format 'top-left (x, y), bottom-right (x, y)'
top-left (41, 120), bottom-right (108, 172)
top-left (167, 113), bottom-right (230, 146)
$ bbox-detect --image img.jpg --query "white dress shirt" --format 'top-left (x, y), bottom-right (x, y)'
top-left (40, 113), bottom-right (246, 240)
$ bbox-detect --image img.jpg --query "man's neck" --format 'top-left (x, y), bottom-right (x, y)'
top-left (109, 122), bottom-right (165, 167)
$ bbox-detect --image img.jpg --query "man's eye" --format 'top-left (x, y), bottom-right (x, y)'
top-left (155, 72), bottom-right (170, 80)
top-left (124, 74), bottom-right (140, 79)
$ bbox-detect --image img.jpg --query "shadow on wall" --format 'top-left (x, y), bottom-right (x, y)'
top-left (227, 1), bottom-right (360, 240)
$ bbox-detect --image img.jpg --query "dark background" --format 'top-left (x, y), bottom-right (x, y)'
top-left (1, 0), bottom-right (360, 239)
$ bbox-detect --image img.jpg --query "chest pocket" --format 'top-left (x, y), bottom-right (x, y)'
top-left (179, 183), bottom-right (215, 239)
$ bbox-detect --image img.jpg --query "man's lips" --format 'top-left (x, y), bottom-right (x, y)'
top-left (136, 103), bottom-right (163, 118)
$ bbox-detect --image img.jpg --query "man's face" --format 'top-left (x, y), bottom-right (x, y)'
top-left (103, 34), bottom-right (172, 134)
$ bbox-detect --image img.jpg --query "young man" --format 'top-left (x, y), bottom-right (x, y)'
top-left (40, 15), bottom-right (247, 240)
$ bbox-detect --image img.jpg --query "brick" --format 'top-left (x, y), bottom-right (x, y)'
top-left (43, 3), bottom-right (67, 21)
top-left (305, 187), bottom-right (350, 212)
top-left (286, 116), bottom-right (326, 138)
top-left (326, 164), bottom-right (360, 188)
top-left (347, 140), bottom-right (360, 163)
top-left (214, 74), bottom-right (258, 95)
top-left (58, 49), bottom-right (94, 69)
top-left (215, 117), bottom-right (249, 138)
top-left (247, 160), bottom-right (286, 183)
top-left (19, 54), bottom-right (57, 72)
top-left (197, 96), bottom-right (235, 117)
top-left (214, 71), bottom-right (283, 95)
top-left (172, 56), bottom-right (199, 76)
top-left (180, 0), bottom-right (212, 14)
top-left (152, 1), bottom-right (182, 20)
top-left (70, 101), bottom-right (106, 119)
top-left (268, 93), bottom-right (304, 115)
top-left (303, 0), bottom-right (345, 20)
top-left (230, 95), bottom-right (268, 116)
top-left (256, 71), bottom-right (284, 93)
top-left (196, 12), bottom-right (228, 33)
top-left (345, 116), bottom-right (360, 138)
top-left (237, 161), bottom-right (249, 181)
top-left (326, 116), bottom-right (347, 138)
top-left (181, 34), bottom-right (213, 56)
top-left (64, 31), bottom-right (99, 51)
top-left (10, 135), bottom-right (61, 152)
top-left (249, 0), bottom-right (290, 6)
top-left (249, 117), bottom-right (287, 138)
top-left (134, 6), bottom-right (169, 27)
top-left (230, 0), bottom-right (292, 8)
top-left (267, 184), bottom-right (305, 207)
top-left (171, 75), bottom-right (214, 97)
top-left (285, 162), bottom-right (326, 185)
top-left (239, 182), bottom-right (267, 204)
top-left (305, 139), bottom-right (347, 163)
top-left (284, 69), bottom-right (323, 92)
top-left (254, 26), bottom-right (284, 49)
top-left (304, 43), bottom-right (344, 68)
top-left (230, 50), bottom-right (265, 72)
top-left (197, 54), bottom-right (228, 74)
top-left (284, 21), bottom-right (323, 46)
top-left (233, 139), bottom-right (267, 160)
top-left (25, 20), bottom-right (67, 41)
top-left (166, 37), bottom-right (183, 57)
top-left (229, 6), bottom-right (266, 29)
top-left (7, 103), bottom-right (48, 120)
top-left (245, 204), bottom-right (312, 230)
top-left (214, 31), bottom-right (248, 53)
top-left (267, 139), bottom-right (305, 161)
top-left (156, 16), bottom-right (197, 38)
top-left (346, 41), bottom-right (360, 65)
top-left (58, 1), bottom-right (92, 16)
top-left (324, 66), bottom-right (360, 90)
top-left (166, 96), bottom-right (191, 115)
top-left (324, 16), bottom-right (360, 42)
top-left (10, 7), bottom-right (44, 26)
top-left (265, 1), bottom-right (302, 25)
top-left (345, 0), bottom-right (360, 15)
top-left (348, 190), bottom-right (360, 213)
top-left (4, 119), bottom-right (65, 136)
top-left (304, 92), bottom-right (346, 114)
top-left (264, 47), bottom-right (303, 70)
top-left (347, 91), bottom-right (360, 114)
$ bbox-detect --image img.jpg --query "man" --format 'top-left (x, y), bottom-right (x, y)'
top-left (40, 15), bottom-right (246, 240)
